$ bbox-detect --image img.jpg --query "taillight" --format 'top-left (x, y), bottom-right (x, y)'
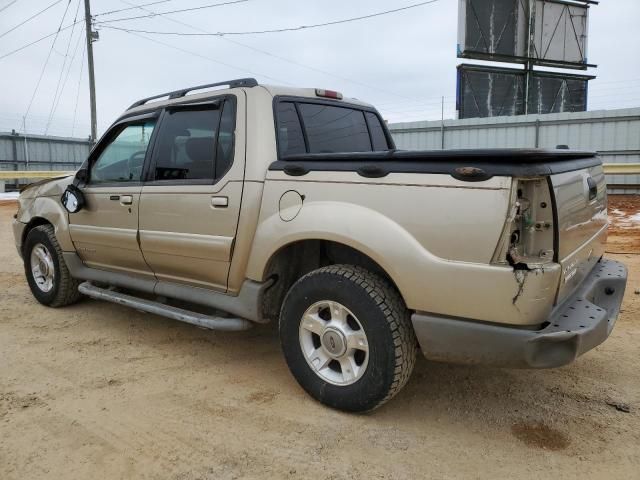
top-left (315, 89), bottom-right (343, 100)
top-left (492, 178), bottom-right (555, 268)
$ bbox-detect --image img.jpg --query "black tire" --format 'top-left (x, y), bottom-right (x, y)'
top-left (23, 224), bottom-right (82, 307)
top-left (279, 265), bottom-right (416, 412)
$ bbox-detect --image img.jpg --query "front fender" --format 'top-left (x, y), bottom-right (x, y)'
top-left (17, 194), bottom-right (73, 252)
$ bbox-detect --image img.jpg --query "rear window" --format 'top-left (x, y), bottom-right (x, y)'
top-left (276, 100), bottom-right (389, 157)
top-left (365, 112), bottom-right (389, 151)
top-left (298, 104), bottom-right (371, 154)
top-left (276, 102), bottom-right (306, 156)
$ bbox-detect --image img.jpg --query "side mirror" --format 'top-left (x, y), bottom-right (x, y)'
top-left (61, 185), bottom-right (86, 214)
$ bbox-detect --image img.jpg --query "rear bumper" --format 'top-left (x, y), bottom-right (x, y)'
top-left (412, 258), bottom-right (627, 369)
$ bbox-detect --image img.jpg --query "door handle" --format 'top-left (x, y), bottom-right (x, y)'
top-left (211, 196), bottom-right (228, 208)
top-left (120, 195), bottom-right (133, 206)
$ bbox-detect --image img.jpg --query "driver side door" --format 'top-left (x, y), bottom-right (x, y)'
top-left (68, 117), bottom-right (157, 278)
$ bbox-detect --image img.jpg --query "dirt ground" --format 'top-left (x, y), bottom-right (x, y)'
top-left (1, 196), bottom-right (639, 480)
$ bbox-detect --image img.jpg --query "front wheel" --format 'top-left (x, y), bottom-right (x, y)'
top-left (279, 265), bottom-right (416, 412)
top-left (23, 224), bottom-right (82, 307)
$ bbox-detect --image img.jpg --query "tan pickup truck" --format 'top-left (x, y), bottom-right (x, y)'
top-left (13, 78), bottom-right (627, 412)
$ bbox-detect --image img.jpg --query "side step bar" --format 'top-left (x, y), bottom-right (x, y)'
top-left (78, 282), bottom-right (253, 332)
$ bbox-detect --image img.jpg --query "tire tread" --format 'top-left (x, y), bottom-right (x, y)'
top-left (28, 224), bottom-right (82, 307)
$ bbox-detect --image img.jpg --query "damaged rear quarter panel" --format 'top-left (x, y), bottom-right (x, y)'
top-left (511, 265), bottom-right (561, 319)
top-left (250, 172), bottom-right (561, 326)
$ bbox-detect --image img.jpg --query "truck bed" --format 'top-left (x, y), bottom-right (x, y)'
top-left (270, 148), bottom-right (600, 180)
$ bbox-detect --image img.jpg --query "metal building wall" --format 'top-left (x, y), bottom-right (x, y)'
top-left (0, 132), bottom-right (91, 187)
top-left (389, 107), bottom-right (640, 194)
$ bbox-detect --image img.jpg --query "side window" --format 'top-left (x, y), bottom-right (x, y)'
top-left (91, 121), bottom-right (156, 183)
top-left (276, 102), bottom-right (306, 157)
top-left (215, 100), bottom-right (236, 179)
top-left (153, 106), bottom-right (222, 181)
top-left (365, 112), bottom-right (390, 151)
top-left (298, 104), bottom-right (371, 154)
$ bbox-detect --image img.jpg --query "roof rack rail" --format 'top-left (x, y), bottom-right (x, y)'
top-left (128, 78), bottom-right (258, 109)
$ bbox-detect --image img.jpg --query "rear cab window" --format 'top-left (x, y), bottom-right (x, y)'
top-left (275, 98), bottom-right (390, 157)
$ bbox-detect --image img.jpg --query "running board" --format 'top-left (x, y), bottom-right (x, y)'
top-left (78, 282), bottom-right (253, 332)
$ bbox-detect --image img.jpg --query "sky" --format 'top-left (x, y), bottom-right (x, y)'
top-left (0, 0), bottom-right (638, 139)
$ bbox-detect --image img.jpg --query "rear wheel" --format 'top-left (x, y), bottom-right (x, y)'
top-left (24, 224), bottom-right (81, 307)
top-left (279, 265), bottom-right (416, 412)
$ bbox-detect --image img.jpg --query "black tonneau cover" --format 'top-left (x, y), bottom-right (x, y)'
top-left (269, 149), bottom-right (600, 181)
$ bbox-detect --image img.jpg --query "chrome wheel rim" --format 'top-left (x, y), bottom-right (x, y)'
top-left (299, 300), bottom-right (369, 386)
top-left (30, 243), bottom-right (55, 293)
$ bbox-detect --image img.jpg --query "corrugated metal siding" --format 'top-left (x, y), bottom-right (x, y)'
top-left (389, 107), bottom-right (640, 194)
top-left (0, 132), bottom-right (91, 184)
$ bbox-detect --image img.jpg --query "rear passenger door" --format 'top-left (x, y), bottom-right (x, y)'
top-left (138, 94), bottom-right (245, 292)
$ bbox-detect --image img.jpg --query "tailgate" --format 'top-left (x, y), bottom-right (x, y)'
top-left (551, 164), bottom-right (608, 304)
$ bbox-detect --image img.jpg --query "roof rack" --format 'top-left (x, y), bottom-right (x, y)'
top-left (128, 78), bottom-right (258, 110)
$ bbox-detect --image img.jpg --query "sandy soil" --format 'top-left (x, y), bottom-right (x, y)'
top-left (1, 198), bottom-right (639, 480)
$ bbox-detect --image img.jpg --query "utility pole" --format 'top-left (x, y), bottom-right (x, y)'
top-left (83, 0), bottom-right (98, 143)
top-left (524, 0), bottom-right (536, 115)
top-left (22, 116), bottom-right (29, 165)
top-left (440, 96), bottom-right (445, 150)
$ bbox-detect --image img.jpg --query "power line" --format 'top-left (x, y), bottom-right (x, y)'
top-left (94, 0), bottom-right (174, 16)
top-left (119, 29), bottom-right (294, 85)
top-left (114, 0), bottom-right (454, 106)
top-left (24, 1), bottom-right (74, 120)
top-left (0, 20), bottom-right (82, 61)
top-left (96, 0), bottom-right (252, 24)
top-left (47, 30), bottom-right (86, 134)
top-left (52, 31), bottom-right (85, 121)
top-left (116, 0), bottom-right (433, 104)
top-left (592, 77), bottom-right (640, 86)
top-left (0, 0), bottom-right (63, 40)
top-left (0, 0), bottom-right (18, 14)
top-left (72, 38), bottom-right (87, 137)
top-left (375, 96), bottom-right (456, 108)
top-left (588, 84), bottom-right (640, 94)
top-left (376, 103), bottom-right (456, 114)
top-left (53, 30), bottom-right (85, 126)
top-left (45, 0), bottom-right (83, 134)
top-left (98, 0), bottom-right (441, 35)
top-left (2, 113), bottom-right (92, 137)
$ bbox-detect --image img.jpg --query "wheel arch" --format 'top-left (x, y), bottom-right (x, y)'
top-left (21, 217), bottom-right (54, 256)
top-left (18, 195), bottom-right (74, 253)
top-left (259, 238), bottom-right (407, 323)
top-left (247, 201), bottom-right (437, 321)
